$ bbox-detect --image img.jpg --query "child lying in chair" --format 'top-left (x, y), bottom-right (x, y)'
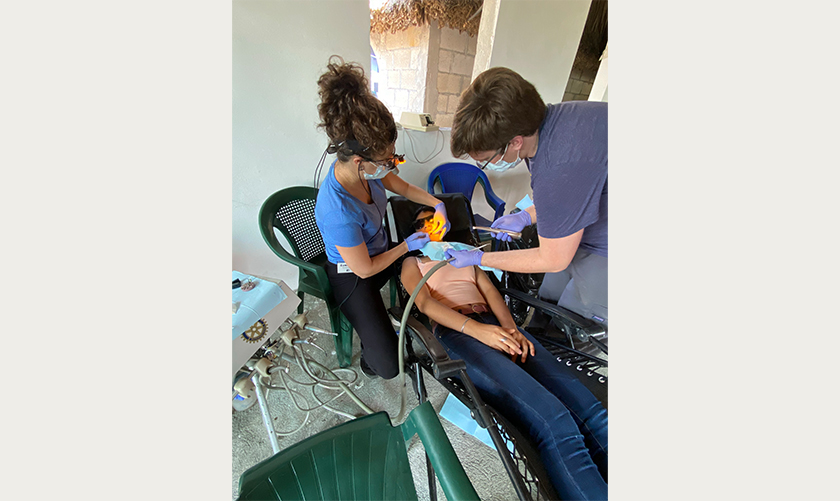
top-left (401, 206), bottom-right (609, 501)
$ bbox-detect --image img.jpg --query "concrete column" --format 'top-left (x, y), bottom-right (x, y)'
top-left (477, 0), bottom-right (591, 104)
top-left (588, 43), bottom-right (608, 102)
top-left (472, 0), bottom-right (501, 80)
top-left (424, 20), bottom-right (442, 115)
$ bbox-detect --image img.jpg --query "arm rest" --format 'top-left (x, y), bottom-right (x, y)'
top-left (500, 288), bottom-right (607, 338)
top-left (260, 227), bottom-right (335, 294)
top-left (389, 307), bottom-right (466, 380)
top-left (401, 402), bottom-right (480, 501)
top-left (477, 177), bottom-right (506, 220)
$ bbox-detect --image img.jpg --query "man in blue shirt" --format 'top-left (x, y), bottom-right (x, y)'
top-left (446, 67), bottom-right (608, 326)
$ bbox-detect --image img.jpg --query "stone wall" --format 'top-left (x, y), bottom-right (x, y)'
top-left (370, 24), bottom-right (430, 122)
top-left (432, 26), bottom-right (477, 128)
top-left (371, 22), bottom-right (476, 128)
top-left (563, 65), bottom-right (598, 102)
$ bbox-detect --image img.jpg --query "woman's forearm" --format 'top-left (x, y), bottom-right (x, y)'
top-left (403, 183), bottom-right (441, 208)
top-left (357, 242), bottom-right (408, 278)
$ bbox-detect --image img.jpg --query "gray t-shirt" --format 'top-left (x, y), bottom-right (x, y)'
top-left (527, 101), bottom-right (607, 257)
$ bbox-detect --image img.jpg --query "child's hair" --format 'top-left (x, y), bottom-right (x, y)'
top-left (413, 205), bottom-right (435, 219)
top-left (316, 55), bottom-right (397, 162)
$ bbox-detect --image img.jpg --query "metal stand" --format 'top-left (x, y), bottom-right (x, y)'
top-left (251, 372), bottom-right (281, 455)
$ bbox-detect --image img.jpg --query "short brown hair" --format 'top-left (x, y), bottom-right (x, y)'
top-left (316, 55), bottom-right (397, 162)
top-left (450, 67), bottom-right (546, 158)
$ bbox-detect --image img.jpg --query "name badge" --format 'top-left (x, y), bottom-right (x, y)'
top-left (337, 262), bottom-right (353, 274)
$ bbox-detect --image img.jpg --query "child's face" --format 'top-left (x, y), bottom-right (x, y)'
top-left (413, 210), bottom-right (443, 241)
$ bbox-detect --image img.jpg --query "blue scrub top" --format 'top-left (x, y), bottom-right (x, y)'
top-left (527, 102), bottom-right (608, 257)
top-left (315, 161), bottom-right (388, 264)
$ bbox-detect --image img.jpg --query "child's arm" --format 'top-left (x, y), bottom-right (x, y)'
top-left (401, 258), bottom-right (523, 357)
top-left (475, 267), bottom-right (535, 362)
top-left (474, 266), bottom-right (518, 331)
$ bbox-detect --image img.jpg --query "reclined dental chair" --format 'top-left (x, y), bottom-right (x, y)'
top-left (493, 212), bottom-right (608, 407)
top-left (385, 193), bottom-right (561, 501)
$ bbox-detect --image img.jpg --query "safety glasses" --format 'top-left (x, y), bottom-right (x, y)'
top-left (362, 153), bottom-right (406, 170)
top-left (412, 214), bottom-right (435, 231)
top-left (476, 144), bottom-right (508, 170)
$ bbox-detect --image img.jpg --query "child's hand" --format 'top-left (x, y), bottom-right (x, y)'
top-left (468, 322), bottom-right (525, 358)
top-left (504, 327), bottom-right (535, 363)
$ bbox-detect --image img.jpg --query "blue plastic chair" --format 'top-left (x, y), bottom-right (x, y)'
top-left (426, 162), bottom-right (506, 227)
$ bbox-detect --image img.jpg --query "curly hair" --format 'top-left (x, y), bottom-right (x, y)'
top-left (450, 67), bottom-right (546, 158)
top-left (316, 55), bottom-right (397, 162)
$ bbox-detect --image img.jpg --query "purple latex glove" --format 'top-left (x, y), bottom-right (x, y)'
top-left (444, 249), bottom-right (484, 268)
top-left (432, 202), bottom-right (451, 238)
top-left (405, 232), bottom-right (431, 252)
top-left (489, 210), bottom-right (532, 242)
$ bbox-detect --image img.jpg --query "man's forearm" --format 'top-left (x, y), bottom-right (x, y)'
top-left (480, 247), bottom-right (569, 274)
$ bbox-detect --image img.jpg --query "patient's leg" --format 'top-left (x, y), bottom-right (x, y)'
top-left (517, 327), bottom-right (608, 481)
top-left (434, 315), bottom-right (608, 500)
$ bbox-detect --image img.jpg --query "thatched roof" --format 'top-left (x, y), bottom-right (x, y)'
top-left (371, 0), bottom-right (483, 37)
top-left (573, 0), bottom-right (608, 72)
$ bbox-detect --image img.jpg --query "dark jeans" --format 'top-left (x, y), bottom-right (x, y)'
top-left (326, 262), bottom-right (398, 379)
top-left (434, 312), bottom-right (608, 500)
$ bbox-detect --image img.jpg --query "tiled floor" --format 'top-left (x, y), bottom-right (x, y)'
top-left (232, 288), bottom-right (517, 500)
top-left (232, 280), bottom-right (608, 500)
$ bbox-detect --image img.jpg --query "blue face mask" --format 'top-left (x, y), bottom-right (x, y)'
top-left (363, 164), bottom-right (398, 180)
top-left (479, 143), bottom-right (522, 172)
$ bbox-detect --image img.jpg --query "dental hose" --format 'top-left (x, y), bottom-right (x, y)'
top-left (394, 257), bottom-right (453, 423)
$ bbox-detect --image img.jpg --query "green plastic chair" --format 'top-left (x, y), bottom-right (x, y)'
top-left (258, 186), bottom-right (353, 367)
top-left (258, 186), bottom-right (396, 368)
top-left (236, 401), bottom-right (479, 501)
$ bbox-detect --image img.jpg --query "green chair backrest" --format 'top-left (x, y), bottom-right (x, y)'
top-left (259, 186), bottom-right (327, 267)
top-left (236, 401), bottom-right (479, 501)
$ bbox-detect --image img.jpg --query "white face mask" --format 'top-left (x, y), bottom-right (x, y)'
top-left (479, 143), bottom-right (522, 172)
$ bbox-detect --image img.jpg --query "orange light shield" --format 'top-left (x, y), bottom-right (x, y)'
top-left (428, 214), bottom-right (446, 241)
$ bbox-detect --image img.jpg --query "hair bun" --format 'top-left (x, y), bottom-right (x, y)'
top-left (319, 55), bottom-right (369, 101)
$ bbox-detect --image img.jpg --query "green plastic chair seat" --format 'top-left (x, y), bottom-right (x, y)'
top-left (236, 401), bottom-right (479, 501)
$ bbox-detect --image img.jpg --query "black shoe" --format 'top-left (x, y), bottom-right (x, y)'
top-left (359, 353), bottom-right (378, 378)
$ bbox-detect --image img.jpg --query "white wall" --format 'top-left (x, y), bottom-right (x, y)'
top-left (233, 0), bottom-right (588, 289)
top-left (487, 0), bottom-right (591, 104)
top-left (395, 128), bottom-right (534, 230)
top-left (232, 0), bottom-right (370, 286)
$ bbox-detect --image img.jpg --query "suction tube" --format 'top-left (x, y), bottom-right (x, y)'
top-left (394, 258), bottom-right (452, 422)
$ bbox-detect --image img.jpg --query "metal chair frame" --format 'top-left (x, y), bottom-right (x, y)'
top-left (386, 193), bottom-right (560, 501)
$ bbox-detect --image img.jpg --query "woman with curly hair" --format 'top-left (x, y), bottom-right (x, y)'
top-left (314, 56), bottom-right (449, 379)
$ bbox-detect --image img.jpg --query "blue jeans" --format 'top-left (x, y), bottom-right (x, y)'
top-left (434, 312), bottom-right (608, 500)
